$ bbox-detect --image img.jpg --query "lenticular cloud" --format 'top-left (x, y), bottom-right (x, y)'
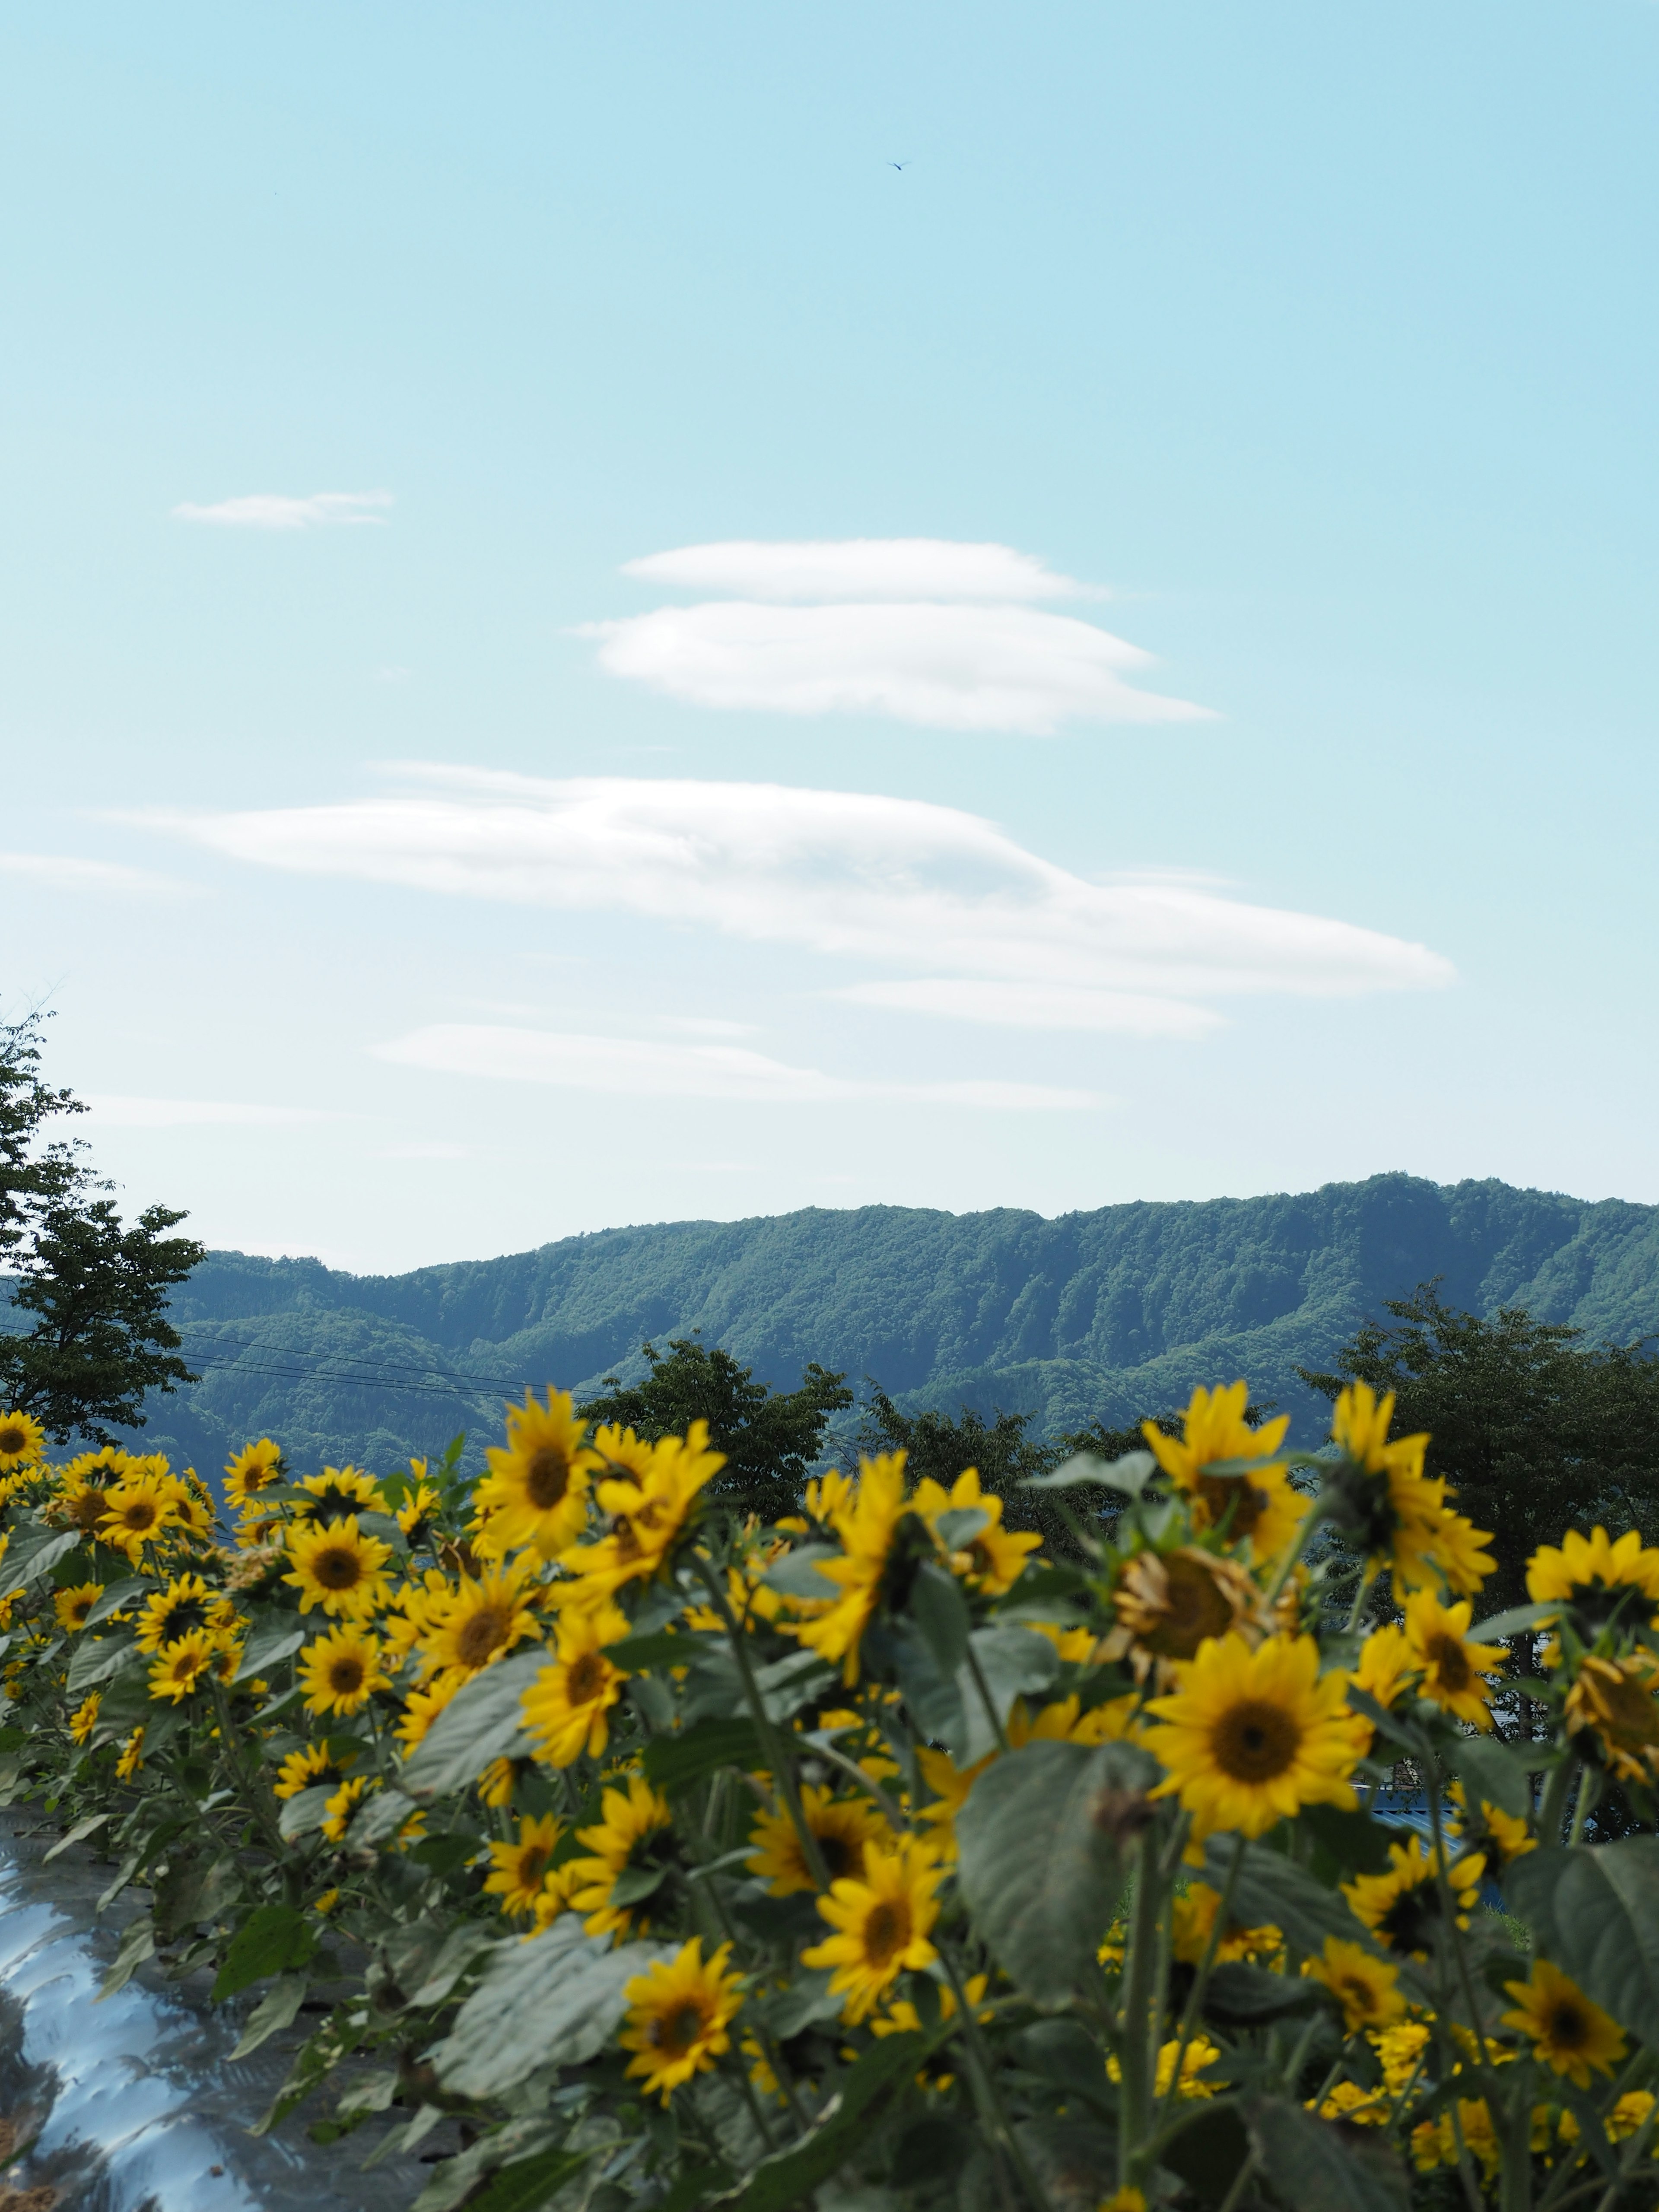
top-left (152, 765), bottom-right (1454, 1024)
top-left (582, 537), bottom-right (1212, 733)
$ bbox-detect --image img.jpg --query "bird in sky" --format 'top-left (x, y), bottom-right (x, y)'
top-left (889, 161), bottom-right (908, 171)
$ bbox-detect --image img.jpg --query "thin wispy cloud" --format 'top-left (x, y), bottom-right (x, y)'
top-left (376, 1024), bottom-right (1101, 1110)
top-left (143, 766), bottom-right (1455, 1036)
top-left (171, 491), bottom-right (394, 531)
top-left (830, 979), bottom-right (1224, 1037)
top-left (0, 854), bottom-right (196, 896)
top-left (85, 1096), bottom-right (335, 1127)
top-left (622, 538), bottom-right (1106, 603)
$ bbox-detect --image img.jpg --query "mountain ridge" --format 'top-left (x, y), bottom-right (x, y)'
top-left (93, 1170), bottom-right (1659, 1486)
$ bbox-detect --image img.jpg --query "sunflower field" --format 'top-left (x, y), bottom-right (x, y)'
top-left (4, 1379), bottom-right (1659, 2212)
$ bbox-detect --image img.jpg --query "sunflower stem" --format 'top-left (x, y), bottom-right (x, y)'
top-left (693, 1556), bottom-right (833, 1892)
top-left (962, 1641), bottom-right (1011, 1756)
top-left (1567, 1767), bottom-right (1595, 1847)
top-left (938, 1947), bottom-right (1055, 2212)
top-left (1538, 1749), bottom-right (1578, 1847)
top-left (1150, 1828), bottom-right (1245, 2147)
top-left (1119, 1823), bottom-right (1174, 2185)
top-left (809, 1735), bottom-right (912, 1832)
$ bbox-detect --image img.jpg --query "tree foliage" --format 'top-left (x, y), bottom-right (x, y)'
top-left (1301, 1280), bottom-right (1659, 1611)
top-left (578, 1335), bottom-right (852, 1522)
top-left (0, 1008), bottom-right (203, 1441)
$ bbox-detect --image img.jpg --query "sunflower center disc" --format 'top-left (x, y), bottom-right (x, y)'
top-left (526, 1448), bottom-right (570, 1508)
top-left (1213, 1697), bottom-right (1300, 1781)
top-left (863, 1900), bottom-right (909, 1968)
top-left (458, 1610), bottom-right (509, 1667)
top-left (316, 1550), bottom-right (363, 1590)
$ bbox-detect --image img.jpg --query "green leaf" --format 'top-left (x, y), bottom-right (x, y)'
top-left (934, 1506), bottom-right (989, 1550)
top-left (957, 1624), bottom-right (1059, 1765)
top-left (1508, 1838), bottom-right (1659, 2048)
top-left (762, 1544), bottom-right (842, 1599)
top-left (43, 1812), bottom-right (109, 1862)
top-left (66, 1630), bottom-right (141, 1695)
top-left (407, 2121), bottom-right (578, 2212)
top-left (231, 1971), bottom-right (311, 2059)
top-left (909, 1562), bottom-right (970, 1678)
top-left (1025, 1448), bottom-right (1157, 1495)
top-left (462, 2148), bottom-right (594, 2212)
top-left (957, 1738), bottom-right (1159, 2000)
top-left (757, 1967), bottom-right (843, 2038)
top-left (1444, 1735), bottom-right (1533, 1821)
top-left (277, 1784), bottom-right (336, 1842)
top-left (234, 1616), bottom-right (307, 1684)
top-left (432, 1914), bottom-right (674, 2099)
top-left (1010, 2018), bottom-right (1112, 2113)
top-left (4, 1527), bottom-right (82, 1589)
top-left (710, 2031), bottom-right (941, 2212)
top-left (345, 1786), bottom-right (420, 1848)
top-left (82, 1576), bottom-right (150, 1629)
top-left (643, 1716), bottom-right (765, 1793)
top-left (609, 1864), bottom-right (668, 1909)
top-left (1469, 1601), bottom-right (1555, 1642)
top-left (213, 1903), bottom-right (319, 1999)
top-left (749, 1647), bottom-right (836, 1722)
top-left (1203, 1962), bottom-right (1320, 2026)
top-left (607, 1627), bottom-right (716, 1672)
top-left (400, 1648), bottom-right (549, 1799)
top-left (98, 1913), bottom-right (156, 2000)
top-left (403, 1923), bottom-right (502, 2007)
top-left (1297, 1802), bottom-right (1395, 1876)
top-left (1245, 2095), bottom-right (1408, 2210)
top-left (1160, 2101), bottom-right (1252, 2207)
top-left (1202, 1838), bottom-right (1372, 1958)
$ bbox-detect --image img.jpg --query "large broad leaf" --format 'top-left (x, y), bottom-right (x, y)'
top-left (345, 1786), bottom-right (421, 1849)
top-left (1444, 1734), bottom-right (1534, 1821)
top-left (461, 2148), bottom-right (594, 2212)
top-left (233, 1615), bottom-right (307, 1684)
top-left (1509, 1838), bottom-right (1659, 2048)
top-left (1024, 1449), bottom-right (1157, 1496)
top-left (710, 2031), bottom-right (937, 2212)
top-left (400, 1649), bottom-right (549, 1799)
top-left (1246, 2096), bottom-right (1408, 2211)
top-left (407, 2119), bottom-right (574, 2212)
top-left (957, 1738), bottom-right (1158, 2001)
top-left (431, 1914), bottom-right (674, 2098)
top-left (4, 1526), bottom-right (83, 1590)
top-left (231, 1972), bottom-right (311, 2060)
top-left (277, 1784), bottom-right (335, 1841)
top-left (213, 1903), bottom-right (318, 1999)
top-left (1202, 1838), bottom-right (1371, 1957)
top-left (82, 1575), bottom-right (150, 1629)
top-left (643, 1717), bottom-right (764, 1794)
top-left (67, 1630), bottom-right (141, 1695)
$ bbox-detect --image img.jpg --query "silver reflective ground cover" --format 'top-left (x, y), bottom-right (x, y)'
top-left (0, 1817), bottom-right (434, 2211)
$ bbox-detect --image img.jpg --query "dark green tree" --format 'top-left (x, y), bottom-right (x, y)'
top-left (579, 1335), bottom-right (853, 1523)
top-left (1300, 1282), bottom-right (1659, 1614)
top-left (856, 1385), bottom-right (1087, 1551)
top-left (0, 1009), bottom-right (203, 1441)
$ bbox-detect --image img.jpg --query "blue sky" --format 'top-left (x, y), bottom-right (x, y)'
top-left (5, 3), bottom-right (1658, 1273)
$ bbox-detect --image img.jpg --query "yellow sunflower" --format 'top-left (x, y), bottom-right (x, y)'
top-left (620, 1937), bottom-right (745, 2103)
top-left (747, 1784), bottom-right (893, 1897)
top-left (1503, 1959), bottom-right (1626, 2087)
top-left (224, 1438), bottom-right (283, 1512)
top-left (474, 1389), bottom-right (596, 1560)
top-left (291, 1465), bottom-right (389, 1524)
top-left (787, 1452), bottom-right (931, 1686)
top-left (1448, 1780), bottom-right (1536, 1869)
top-left (559, 1425), bottom-right (725, 1603)
top-left (1303, 1936), bottom-right (1407, 2033)
top-left (1423, 1507), bottom-right (1496, 1598)
top-left (1144, 1383), bottom-right (1306, 1566)
top-left (801, 1835), bottom-right (944, 2023)
top-left (133, 1571), bottom-right (238, 1655)
top-left (60, 1447), bottom-right (134, 1533)
top-left (98, 1473), bottom-right (179, 1560)
top-left (1143, 1631), bottom-right (1360, 1840)
top-left (321, 1776), bottom-right (367, 1841)
top-left (912, 1467), bottom-right (1040, 1595)
top-left (567, 1776), bottom-right (677, 1940)
top-left (1565, 1653), bottom-right (1659, 1782)
top-left (483, 1813), bottom-right (565, 1917)
top-left (420, 1558), bottom-right (543, 1678)
top-left (1106, 2037), bottom-right (1222, 2101)
top-left (1102, 1545), bottom-right (1265, 1686)
top-left (70, 1690), bottom-right (102, 1744)
top-left (299, 1623), bottom-right (388, 1716)
top-left (1344, 1834), bottom-right (1484, 1958)
top-left (281, 1515), bottom-right (394, 1619)
top-left (0, 1410), bottom-right (44, 1471)
top-left (1402, 1589), bottom-right (1504, 1729)
top-left (520, 1601), bottom-right (630, 1767)
top-left (54, 1583), bottom-right (105, 1634)
top-left (115, 1727), bottom-right (145, 1780)
top-left (274, 1741), bottom-right (358, 1801)
top-left (395, 1481), bottom-right (442, 1547)
top-left (1325, 1380), bottom-right (1462, 1595)
top-left (1528, 1526), bottom-right (1659, 1654)
top-left (394, 1669), bottom-right (464, 1751)
top-left (1170, 1881), bottom-right (1282, 1967)
top-left (147, 1628), bottom-right (219, 1703)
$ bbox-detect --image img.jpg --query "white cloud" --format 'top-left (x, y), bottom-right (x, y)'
top-left (85, 1096), bottom-right (335, 1127)
top-left (589, 536), bottom-right (1205, 733)
top-left (622, 538), bottom-right (1104, 603)
top-left (171, 491), bottom-right (394, 531)
top-left (376, 1023), bottom-right (1101, 1110)
top-left (831, 979), bottom-right (1224, 1037)
top-left (0, 854), bottom-right (195, 896)
top-left (146, 766), bottom-right (1456, 1033)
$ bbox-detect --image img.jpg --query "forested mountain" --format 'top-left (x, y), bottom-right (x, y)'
top-left (54, 1171), bottom-right (1659, 1486)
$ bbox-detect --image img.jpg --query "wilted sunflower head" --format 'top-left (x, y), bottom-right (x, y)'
top-left (1103, 1545), bottom-right (1263, 1683)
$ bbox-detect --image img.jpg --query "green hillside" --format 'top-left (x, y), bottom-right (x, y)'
top-left (81, 1170), bottom-right (1659, 1489)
